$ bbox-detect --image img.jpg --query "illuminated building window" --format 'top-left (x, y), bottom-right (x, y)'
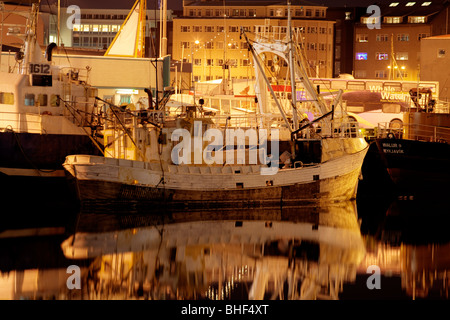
top-left (384, 16), bottom-right (403, 23)
top-left (396, 52), bottom-right (409, 60)
top-left (406, 2), bottom-right (416, 6)
top-left (376, 53), bottom-right (389, 60)
top-left (356, 34), bottom-right (368, 42)
top-left (408, 16), bottom-right (426, 23)
top-left (356, 52), bottom-right (368, 60)
top-left (389, 2), bottom-right (399, 6)
top-left (422, 1), bottom-right (432, 5)
top-left (361, 16), bottom-right (380, 25)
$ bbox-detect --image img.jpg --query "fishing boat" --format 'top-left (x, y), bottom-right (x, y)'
top-left (373, 87), bottom-right (450, 200)
top-left (62, 4), bottom-right (368, 209)
top-left (0, 4), bottom-right (103, 211)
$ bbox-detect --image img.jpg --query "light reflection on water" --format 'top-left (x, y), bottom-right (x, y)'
top-left (1, 199), bottom-right (449, 300)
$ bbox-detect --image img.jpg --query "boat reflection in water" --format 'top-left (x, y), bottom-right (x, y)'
top-left (60, 201), bottom-right (365, 300)
top-left (2, 200), bottom-right (450, 300)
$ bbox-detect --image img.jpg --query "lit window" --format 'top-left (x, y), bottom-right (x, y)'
top-left (409, 16), bottom-right (426, 23)
top-left (406, 2), bottom-right (416, 6)
top-left (376, 53), bottom-right (389, 60)
top-left (422, 1), bottom-right (432, 6)
top-left (361, 16), bottom-right (380, 24)
top-left (356, 34), bottom-right (368, 42)
top-left (356, 52), bottom-right (368, 60)
top-left (396, 52), bottom-right (409, 60)
top-left (385, 17), bottom-right (403, 23)
top-left (389, 2), bottom-right (399, 6)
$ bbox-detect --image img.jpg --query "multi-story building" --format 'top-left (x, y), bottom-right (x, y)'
top-left (353, 1), bottom-right (450, 82)
top-left (420, 35), bottom-right (450, 101)
top-left (172, 0), bottom-right (335, 85)
top-left (39, 3), bottom-right (174, 58)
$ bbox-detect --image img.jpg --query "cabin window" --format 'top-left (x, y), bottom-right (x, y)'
top-left (37, 94), bottom-right (48, 106)
top-left (120, 95), bottom-right (131, 105)
top-left (0, 92), bottom-right (14, 105)
top-left (24, 93), bottom-right (35, 106)
top-left (50, 94), bottom-right (60, 107)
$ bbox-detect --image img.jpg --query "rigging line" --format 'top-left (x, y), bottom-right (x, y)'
top-left (94, 97), bottom-right (147, 161)
top-left (1, 0), bottom-right (26, 22)
top-left (58, 97), bottom-right (106, 156)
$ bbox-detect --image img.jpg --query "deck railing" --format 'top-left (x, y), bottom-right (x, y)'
top-left (377, 122), bottom-right (450, 143)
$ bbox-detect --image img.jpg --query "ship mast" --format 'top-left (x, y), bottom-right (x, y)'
top-left (287, 0), bottom-right (298, 131)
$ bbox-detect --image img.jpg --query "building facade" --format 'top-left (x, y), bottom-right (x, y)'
top-left (420, 35), bottom-right (450, 101)
top-left (39, 4), bottom-right (174, 58)
top-left (353, 1), bottom-right (450, 82)
top-left (172, 0), bottom-right (335, 85)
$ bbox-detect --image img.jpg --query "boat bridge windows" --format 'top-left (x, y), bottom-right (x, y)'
top-left (0, 92), bottom-right (14, 105)
top-left (24, 93), bottom-right (60, 107)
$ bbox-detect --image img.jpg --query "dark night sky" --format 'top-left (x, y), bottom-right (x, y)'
top-left (42, 0), bottom-right (446, 11)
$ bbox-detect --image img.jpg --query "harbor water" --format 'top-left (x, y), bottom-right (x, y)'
top-left (1, 188), bottom-right (449, 301)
